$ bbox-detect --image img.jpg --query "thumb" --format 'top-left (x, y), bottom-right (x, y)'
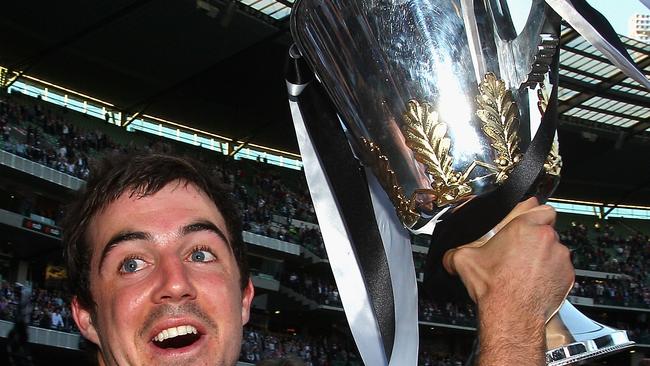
top-left (443, 240), bottom-right (486, 275)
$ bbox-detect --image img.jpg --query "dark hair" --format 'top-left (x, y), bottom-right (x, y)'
top-left (62, 151), bottom-right (248, 310)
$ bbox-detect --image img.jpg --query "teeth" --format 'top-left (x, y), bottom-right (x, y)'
top-left (168, 327), bottom-right (178, 338)
top-left (153, 325), bottom-right (198, 342)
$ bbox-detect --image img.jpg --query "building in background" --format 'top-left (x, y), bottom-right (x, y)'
top-left (629, 13), bottom-right (650, 41)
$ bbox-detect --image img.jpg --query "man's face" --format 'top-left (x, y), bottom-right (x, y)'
top-left (72, 182), bottom-right (254, 366)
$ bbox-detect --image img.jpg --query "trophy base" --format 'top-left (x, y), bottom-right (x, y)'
top-left (546, 332), bottom-right (634, 365)
top-left (545, 301), bottom-right (635, 366)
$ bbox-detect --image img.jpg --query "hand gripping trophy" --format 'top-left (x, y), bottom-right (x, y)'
top-left (286, 0), bottom-right (649, 365)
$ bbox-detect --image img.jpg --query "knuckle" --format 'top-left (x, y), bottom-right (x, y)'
top-left (453, 246), bottom-right (478, 269)
top-left (556, 245), bottom-right (575, 284)
top-left (541, 204), bottom-right (556, 214)
top-left (563, 266), bottom-right (576, 290)
top-left (559, 244), bottom-right (571, 259)
top-left (452, 246), bottom-right (471, 264)
top-left (567, 266), bottom-right (576, 282)
top-left (537, 224), bottom-right (557, 243)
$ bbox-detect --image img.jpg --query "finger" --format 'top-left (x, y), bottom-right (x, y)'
top-left (513, 196), bottom-right (541, 213)
top-left (489, 197), bottom-right (541, 236)
top-left (516, 204), bottom-right (557, 227)
top-left (443, 235), bottom-right (491, 275)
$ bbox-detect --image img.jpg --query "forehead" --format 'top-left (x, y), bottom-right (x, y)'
top-left (86, 182), bottom-right (229, 254)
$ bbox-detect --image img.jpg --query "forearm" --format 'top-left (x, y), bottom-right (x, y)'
top-left (477, 298), bottom-right (547, 366)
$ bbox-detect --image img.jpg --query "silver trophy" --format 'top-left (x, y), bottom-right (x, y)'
top-left (288, 0), bottom-right (642, 364)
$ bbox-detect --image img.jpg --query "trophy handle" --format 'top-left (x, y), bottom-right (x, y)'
top-left (485, 0), bottom-right (561, 88)
top-left (487, 0), bottom-right (519, 41)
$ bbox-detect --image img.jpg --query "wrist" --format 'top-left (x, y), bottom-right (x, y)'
top-left (478, 297), bottom-right (547, 330)
top-left (478, 297), bottom-right (547, 366)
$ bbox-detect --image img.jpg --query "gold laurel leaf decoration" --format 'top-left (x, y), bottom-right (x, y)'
top-left (537, 86), bottom-right (563, 176)
top-left (401, 100), bottom-right (472, 207)
top-left (544, 140), bottom-right (562, 176)
top-left (476, 73), bottom-right (523, 184)
top-left (359, 137), bottom-right (420, 227)
top-left (403, 100), bottom-right (454, 187)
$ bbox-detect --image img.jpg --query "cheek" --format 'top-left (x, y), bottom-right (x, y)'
top-left (94, 280), bottom-right (151, 335)
top-left (199, 275), bottom-right (243, 318)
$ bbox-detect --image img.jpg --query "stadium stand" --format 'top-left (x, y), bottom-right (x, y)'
top-left (1, 88), bottom-right (650, 365)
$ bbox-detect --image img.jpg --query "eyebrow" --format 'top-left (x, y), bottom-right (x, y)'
top-left (97, 219), bottom-right (230, 273)
top-left (180, 220), bottom-right (230, 246)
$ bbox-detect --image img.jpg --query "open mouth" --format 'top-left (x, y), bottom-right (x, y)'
top-left (152, 325), bottom-right (202, 349)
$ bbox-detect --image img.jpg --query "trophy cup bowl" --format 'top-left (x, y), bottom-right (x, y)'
top-left (290, 0), bottom-right (635, 364)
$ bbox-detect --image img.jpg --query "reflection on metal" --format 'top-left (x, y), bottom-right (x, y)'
top-left (476, 73), bottom-right (522, 184)
top-left (399, 73), bottom-right (528, 210)
top-left (546, 312), bottom-right (575, 350)
top-left (359, 137), bottom-right (420, 228)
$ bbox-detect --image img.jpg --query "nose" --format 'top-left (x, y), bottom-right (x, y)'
top-left (151, 255), bottom-right (197, 304)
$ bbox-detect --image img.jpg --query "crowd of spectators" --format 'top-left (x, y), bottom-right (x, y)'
top-left (0, 92), bottom-right (328, 256)
top-left (419, 300), bottom-right (475, 328)
top-left (417, 350), bottom-right (465, 366)
top-left (0, 95), bottom-right (117, 180)
top-left (284, 272), bottom-right (342, 307)
top-left (571, 277), bottom-right (650, 308)
top-left (240, 327), bottom-right (361, 366)
top-left (241, 326), bottom-right (467, 366)
top-left (561, 222), bottom-right (650, 308)
top-left (562, 222), bottom-right (650, 274)
top-left (0, 280), bottom-right (77, 333)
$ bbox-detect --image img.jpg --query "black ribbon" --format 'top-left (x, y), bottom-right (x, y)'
top-left (290, 73), bottom-right (396, 359)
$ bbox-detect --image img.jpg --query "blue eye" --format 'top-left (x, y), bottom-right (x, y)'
top-left (190, 248), bottom-right (216, 262)
top-left (120, 258), bottom-right (146, 273)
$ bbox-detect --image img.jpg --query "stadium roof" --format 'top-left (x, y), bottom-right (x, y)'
top-left (1, 1), bottom-right (649, 206)
top-left (555, 24), bottom-right (650, 207)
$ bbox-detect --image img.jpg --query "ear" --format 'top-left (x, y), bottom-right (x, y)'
top-left (71, 296), bottom-right (100, 346)
top-left (240, 278), bottom-right (255, 325)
